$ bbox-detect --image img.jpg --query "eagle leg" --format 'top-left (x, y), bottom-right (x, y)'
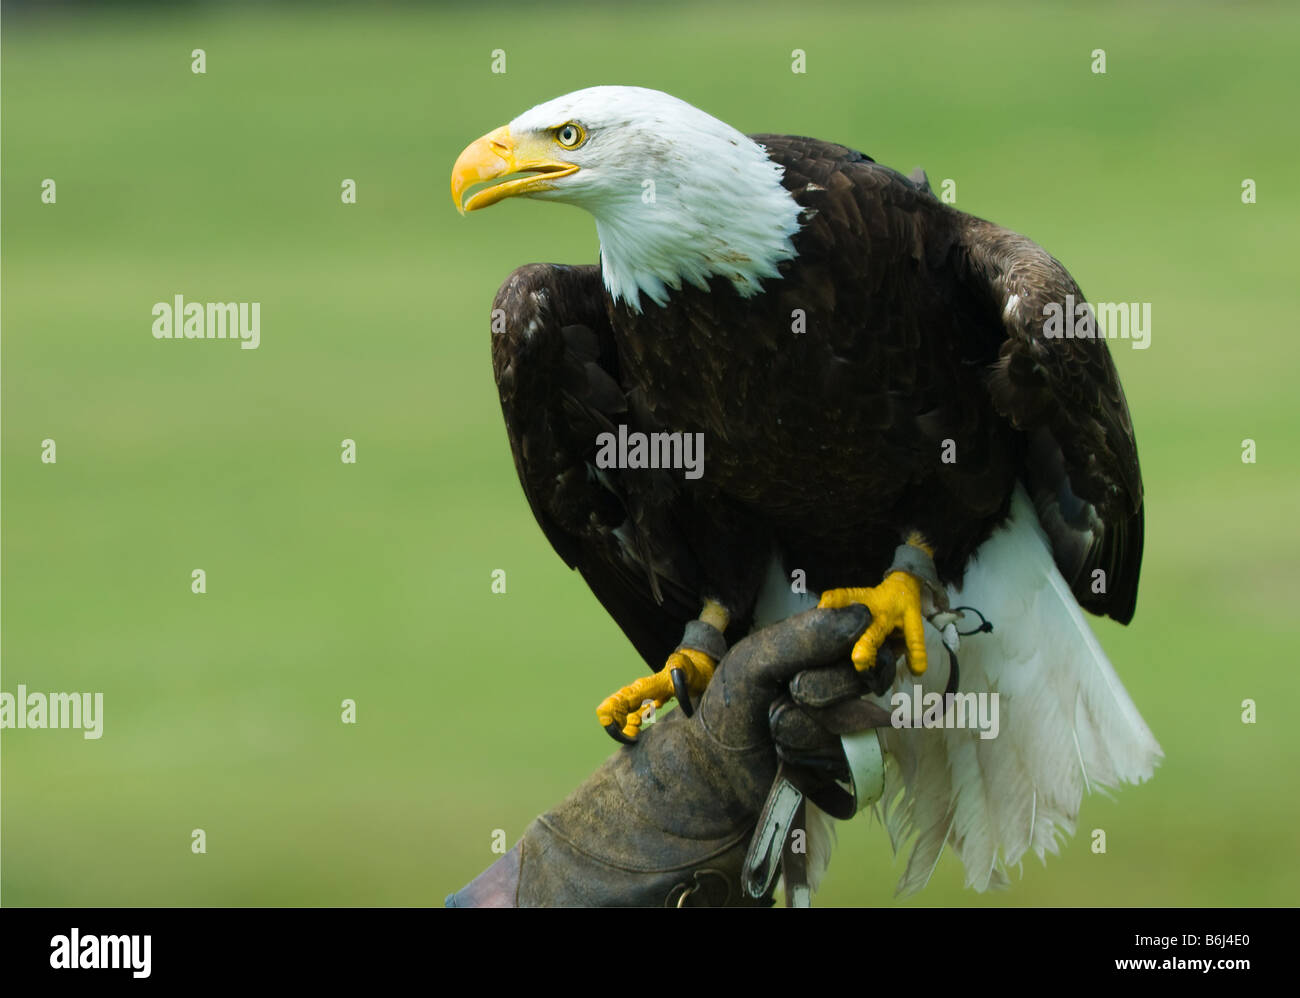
top-left (817, 534), bottom-right (945, 677)
top-left (597, 601), bottom-right (730, 743)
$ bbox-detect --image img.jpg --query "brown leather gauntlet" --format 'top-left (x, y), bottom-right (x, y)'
top-left (446, 604), bottom-right (870, 907)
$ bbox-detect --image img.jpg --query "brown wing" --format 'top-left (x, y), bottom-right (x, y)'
top-left (490, 263), bottom-right (702, 667)
top-left (957, 219), bottom-right (1145, 623)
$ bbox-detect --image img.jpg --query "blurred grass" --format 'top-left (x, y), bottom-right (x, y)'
top-left (2, 0), bottom-right (1298, 906)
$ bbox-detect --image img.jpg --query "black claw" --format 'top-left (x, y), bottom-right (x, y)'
top-left (604, 721), bottom-right (637, 745)
top-left (943, 646), bottom-right (960, 698)
top-left (671, 668), bottom-right (695, 717)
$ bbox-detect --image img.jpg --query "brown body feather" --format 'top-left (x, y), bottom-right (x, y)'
top-left (490, 136), bottom-right (1143, 669)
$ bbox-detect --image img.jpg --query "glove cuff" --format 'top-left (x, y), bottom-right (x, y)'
top-left (463, 712), bottom-right (774, 907)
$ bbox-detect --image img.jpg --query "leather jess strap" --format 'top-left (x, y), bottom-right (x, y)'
top-left (741, 727), bottom-right (889, 906)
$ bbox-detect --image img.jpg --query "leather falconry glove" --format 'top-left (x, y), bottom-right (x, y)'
top-left (446, 604), bottom-right (872, 907)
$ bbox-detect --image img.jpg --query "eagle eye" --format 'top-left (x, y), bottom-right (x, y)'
top-left (555, 123), bottom-right (586, 149)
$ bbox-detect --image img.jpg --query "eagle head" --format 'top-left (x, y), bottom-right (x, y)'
top-left (451, 86), bottom-right (803, 312)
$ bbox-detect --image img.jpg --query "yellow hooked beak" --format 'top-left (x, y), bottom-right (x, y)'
top-left (451, 125), bottom-right (580, 215)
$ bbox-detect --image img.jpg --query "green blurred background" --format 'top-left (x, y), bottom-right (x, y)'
top-left (3, 0), bottom-right (1297, 906)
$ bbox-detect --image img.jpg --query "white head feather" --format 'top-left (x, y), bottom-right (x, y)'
top-left (508, 86), bottom-right (803, 312)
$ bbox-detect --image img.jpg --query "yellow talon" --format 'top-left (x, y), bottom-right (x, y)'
top-left (596, 647), bottom-right (717, 741)
top-left (818, 571), bottom-right (929, 676)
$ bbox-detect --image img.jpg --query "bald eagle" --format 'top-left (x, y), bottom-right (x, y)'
top-left (453, 86), bottom-right (1160, 895)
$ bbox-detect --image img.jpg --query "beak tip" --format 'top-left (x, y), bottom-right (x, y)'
top-left (451, 124), bottom-right (514, 218)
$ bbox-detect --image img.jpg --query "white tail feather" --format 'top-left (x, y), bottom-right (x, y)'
top-left (874, 485), bottom-right (1161, 894)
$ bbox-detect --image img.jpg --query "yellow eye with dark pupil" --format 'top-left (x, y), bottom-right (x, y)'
top-left (556, 124), bottom-right (583, 148)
